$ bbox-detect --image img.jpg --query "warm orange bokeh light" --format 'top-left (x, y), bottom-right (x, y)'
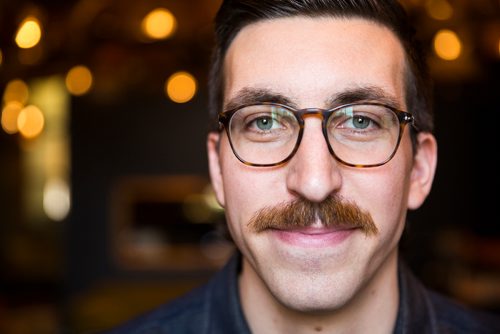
top-left (434, 29), bottom-right (462, 61)
top-left (165, 71), bottom-right (197, 103)
top-left (1, 101), bottom-right (23, 134)
top-left (65, 65), bottom-right (93, 96)
top-left (15, 17), bottom-right (42, 49)
top-left (425, 0), bottom-right (453, 21)
top-left (141, 8), bottom-right (177, 40)
top-left (17, 105), bottom-right (45, 139)
top-left (3, 79), bottom-right (29, 104)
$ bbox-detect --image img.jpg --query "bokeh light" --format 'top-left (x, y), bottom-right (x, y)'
top-left (0, 49), bottom-right (3, 66)
top-left (165, 71), bottom-right (197, 103)
top-left (3, 79), bottom-right (29, 105)
top-left (43, 178), bottom-right (71, 221)
top-left (141, 8), bottom-right (177, 40)
top-left (1, 101), bottom-right (23, 134)
top-left (425, 0), bottom-right (453, 21)
top-left (15, 16), bottom-right (42, 49)
top-left (17, 105), bottom-right (45, 139)
top-left (65, 65), bottom-right (93, 96)
top-left (434, 29), bottom-right (462, 61)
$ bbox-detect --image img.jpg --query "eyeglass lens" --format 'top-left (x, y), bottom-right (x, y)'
top-left (227, 104), bottom-right (402, 167)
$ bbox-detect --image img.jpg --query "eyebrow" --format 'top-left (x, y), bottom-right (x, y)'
top-left (329, 86), bottom-right (403, 110)
top-left (224, 88), bottom-right (298, 112)
top-left (224, 86), bottom-right (403, 112)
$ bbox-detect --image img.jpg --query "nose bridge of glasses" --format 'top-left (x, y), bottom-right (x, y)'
top-left (295, 109), bottom-right (331, 157)
top-left (296, 108), bottom-right (328, 122)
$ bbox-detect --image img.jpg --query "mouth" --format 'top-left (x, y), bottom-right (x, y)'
top-left (270, 225), bottom-right (357, 248)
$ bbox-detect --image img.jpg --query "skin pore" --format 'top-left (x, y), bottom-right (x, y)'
top-left (208, 16), bottom-right (437, 334)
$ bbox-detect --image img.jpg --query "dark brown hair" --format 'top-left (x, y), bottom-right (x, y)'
top-left (208, 0), bottom-right (434, 141)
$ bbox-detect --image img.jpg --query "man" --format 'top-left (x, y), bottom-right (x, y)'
top-left (109, 0), bottom-right (500, 333)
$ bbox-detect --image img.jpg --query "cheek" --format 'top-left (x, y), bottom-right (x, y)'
top-left (347, 148), bottom-right (413, 238)
top-left (219, 145), bottom-right (284, 242)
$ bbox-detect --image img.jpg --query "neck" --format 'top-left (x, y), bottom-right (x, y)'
top-left (239, 250), bottom-right (400, 334)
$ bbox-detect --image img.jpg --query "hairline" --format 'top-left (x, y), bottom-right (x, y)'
top-left (216, 13), bottom-right (416, 119)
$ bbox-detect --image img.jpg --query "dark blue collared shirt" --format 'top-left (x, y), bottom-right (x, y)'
top-left (105, 252), bottom-right (500, 333)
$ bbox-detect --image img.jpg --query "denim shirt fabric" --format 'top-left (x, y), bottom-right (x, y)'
top-left (106, 252), bottom-right (500, 334)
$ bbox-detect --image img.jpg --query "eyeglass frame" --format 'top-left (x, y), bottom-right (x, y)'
top-left (218, 101), bottom-right (416, 168)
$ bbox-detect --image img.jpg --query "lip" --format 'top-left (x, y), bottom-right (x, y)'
top-left (271, 226), bottom-right (356, 248)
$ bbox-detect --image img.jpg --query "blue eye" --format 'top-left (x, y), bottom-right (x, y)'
top-left (351, 116), bottom-right (371, 129)
top-left (255, 117), bottom-right (274, 130)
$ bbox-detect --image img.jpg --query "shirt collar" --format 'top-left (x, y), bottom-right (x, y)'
top-left (208, 251), bottom-right (251, 333)
top-left (394, 259), bottom-right (440, 334)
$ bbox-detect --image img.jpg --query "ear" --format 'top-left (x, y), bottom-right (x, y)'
top-left (407, 132), bottom-right (438, 210)
top-left (207, 132), bottom-right (226, 207)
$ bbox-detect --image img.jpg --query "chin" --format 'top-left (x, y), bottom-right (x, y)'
top-left (266, 271), bottom-right (360, 313)
top-left (277, 291), bottom-right (353, 314)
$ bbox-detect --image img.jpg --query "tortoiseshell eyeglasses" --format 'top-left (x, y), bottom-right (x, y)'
top-left (218, 102), bottom-right (415, 168)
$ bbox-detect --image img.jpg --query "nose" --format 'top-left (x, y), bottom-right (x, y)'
top-left (286, 117), bottom-right (342, 202)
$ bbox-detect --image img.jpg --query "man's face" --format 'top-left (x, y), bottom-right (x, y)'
top-left (208, 17), bottom-right (435, 312)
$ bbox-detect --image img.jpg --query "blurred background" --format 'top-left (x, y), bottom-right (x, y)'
top-left (0, 0), bottom-right (499, 333)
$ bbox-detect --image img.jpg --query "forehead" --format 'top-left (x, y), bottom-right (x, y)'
top-left (223, 16), bottom-right (407, 108)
